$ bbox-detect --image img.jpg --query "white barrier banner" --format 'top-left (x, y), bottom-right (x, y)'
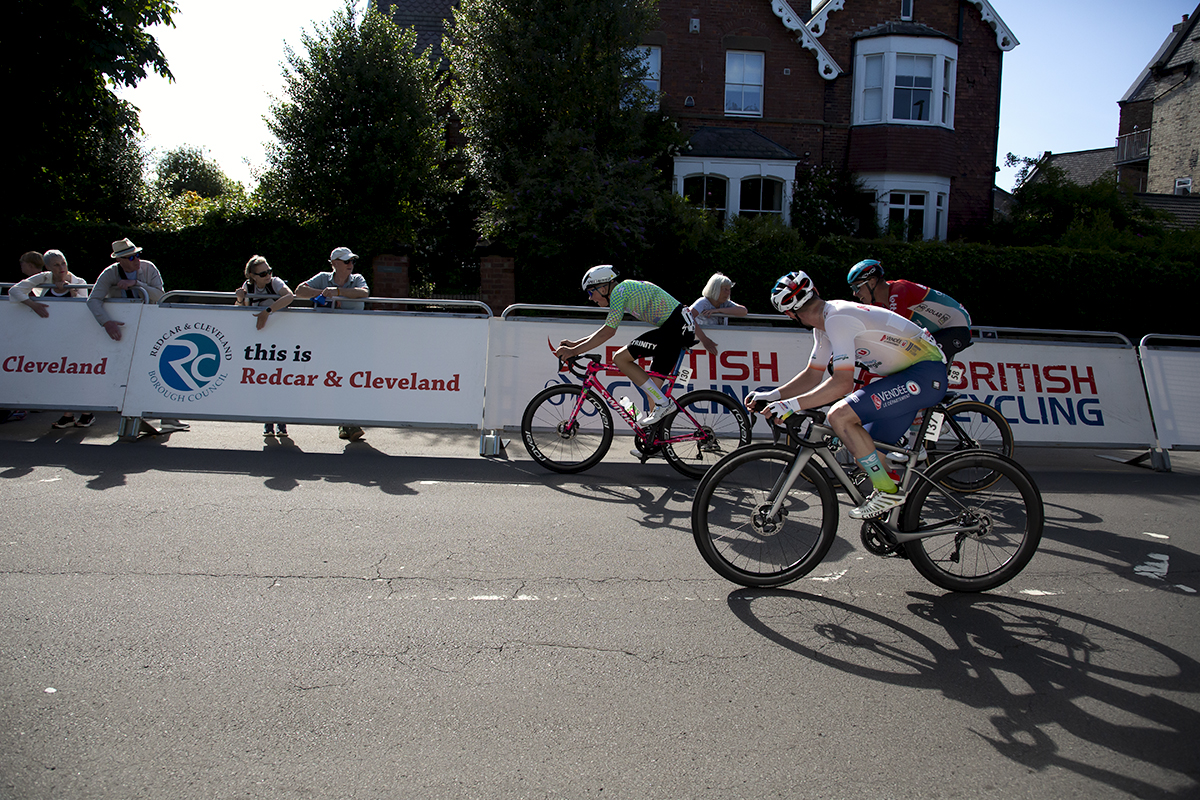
top-left (484, 316), bottom-right (814, 431)
top-left (0, 298), bottom-right (142, 411)
top-left (122, 305), bottom-right (488, 426)
top-left (951, 343), bottom-right (1155, 447)
top-left (1139, 344), bottom-right (1200, 450)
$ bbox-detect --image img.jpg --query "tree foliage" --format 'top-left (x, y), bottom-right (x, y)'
top-left (446, 0), bottom-right (684, 277)
top-left (259, 1), bottom-right (447, 253)
top-left (8, 0), bottom-right (176, 224)
top-left (790, 164), bottom-right (878, 243)
top-left (156, 145), bottom-right (232, 199)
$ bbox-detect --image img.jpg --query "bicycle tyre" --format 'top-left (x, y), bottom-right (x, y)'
top-left (520, 384), bottom-right (613, 473)
top-left (692, 445), bottom-right (839, 587)
top-left (900, 451), bottom-right (1043, 592)
top-left (927, 400), bottom-right (1015, 492)
top-left (663, 389), bottom-right (753, 478)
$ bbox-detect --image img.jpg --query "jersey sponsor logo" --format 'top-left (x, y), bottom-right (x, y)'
top-left (907, 380), bottom-right (921, 395)
top-left (871, 382), bottom-right (917, 411)
top-left (856, 348), bottom-right (870, 358)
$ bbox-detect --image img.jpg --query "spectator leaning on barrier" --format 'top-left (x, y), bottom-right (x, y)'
top-left (9, 249), bottom-right (87, 316)
top-left (86, 237), bottom-right (188, 435)
top-left (8, 250), bottom-right (93, 428)
top-left (295, 247), bottom-right (369, 311)
top-left (688, 272), bottom-right (748, 355)
top-left (236, 255), bottom-right (295, 438)
top-left (87, 238), bottom-right (165, 342)
top-left (295, 247), bottom-right (370, 442)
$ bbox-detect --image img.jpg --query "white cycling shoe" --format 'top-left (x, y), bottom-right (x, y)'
top-left (639, 404), bottom-right (674, 427)
top-left (849, 489), bottom-right (906, 519)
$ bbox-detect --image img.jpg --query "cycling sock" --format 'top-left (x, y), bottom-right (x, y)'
top-left (639, 379), bottom-right (668, 407)
top-left (857, 451), bottom-right (898, 493)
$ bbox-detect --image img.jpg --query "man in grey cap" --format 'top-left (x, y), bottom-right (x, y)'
top-left (87, 237), bottom-right (188, 434)
top-left (295, 247), bottom-right (371, 441)
top-left (87, 238), bottom-right (165, 341)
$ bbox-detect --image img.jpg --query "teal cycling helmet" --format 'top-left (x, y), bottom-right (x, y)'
top-left (847, 259), bottom-right (884, 285)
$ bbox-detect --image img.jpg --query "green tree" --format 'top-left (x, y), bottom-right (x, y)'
top-left (8, 0), bottom-right (176, 224)
top-left (446, 0), bottom-right (684, 294)
top-left (259, 1), bottom-right (447, 253)
top-left (156, 145), bottom-right (232, 199)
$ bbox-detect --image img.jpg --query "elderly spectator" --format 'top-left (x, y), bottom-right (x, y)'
top-left (86, 237), bottom-right (187, 434)
top-left (236, 255), bottom-right (295, 437)
top-left (687, 272), bottom-right (748, 355)
top-left (87, 238), bottom-right (165, 342)
top-left (9, 249), bottom-right (88, 318)
top-left (295, 247), bottom-right (370, 442)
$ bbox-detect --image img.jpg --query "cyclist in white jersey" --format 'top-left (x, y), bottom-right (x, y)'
top-left (746, 271), bottom-right (948, 519)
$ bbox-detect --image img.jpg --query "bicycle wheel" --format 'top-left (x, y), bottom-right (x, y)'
top-left (926, 400), bottom-right (1015, 492)
top-left (520, 384), bottom-right (613, 473)
top-left (900, 452), bottom-right (1043, 592)
top-left (692, 445), bottom-right (839, 587)
top-left (662, 389), bottom-right (753, 479)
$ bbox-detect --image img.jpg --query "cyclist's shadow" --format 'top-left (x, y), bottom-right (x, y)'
top-left (530, 460), bottom-right (698, 533)
top-left (727, 588), bottom-right (1200, 798)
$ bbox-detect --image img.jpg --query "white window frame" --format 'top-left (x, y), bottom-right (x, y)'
top-left (739, 177), bottom-right (785, 217)
top-left (852, 36), bottom-right (957, 128)
top-left (725, 51), bottom-right (765, 118)
top-left (673, 157), bottom-right (797, 225)
top-left (681, 174), bottom-right (729, 225)
top-left (901, 0), bottom-right (914, 21)
top-left (634, 45), bottom-right (661, 110)
top-left (1175, 177), bottom-right (1193, 196)
top-left (857, 172), bottom-right (951, 241)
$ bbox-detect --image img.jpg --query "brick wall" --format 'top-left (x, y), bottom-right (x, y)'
top-left (371, 253), bottom-right (410, 298)
top-left (479, 254), bottom-right (515, 315)
top-left (1148, 71), bottom-right (1200, 194)
top-left (653, 0), bottom-right (1007, 236)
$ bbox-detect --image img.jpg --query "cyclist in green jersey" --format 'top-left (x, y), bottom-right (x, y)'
top-left (555, 265), bottom-right (697, 427)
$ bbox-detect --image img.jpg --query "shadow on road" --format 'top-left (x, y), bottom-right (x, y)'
top-left (727, 589), bottom-right (1200, 798)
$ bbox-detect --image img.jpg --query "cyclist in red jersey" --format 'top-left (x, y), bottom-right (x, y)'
top-left (847, 259), bottom-right (973, 361)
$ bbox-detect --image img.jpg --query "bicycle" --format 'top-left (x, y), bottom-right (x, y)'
top-left (691, 408), bottom-right (1043, 592)
top-left (908, 392), bottom-right (1014, 492)
top-left (521, 353), bottom-right (753, 478)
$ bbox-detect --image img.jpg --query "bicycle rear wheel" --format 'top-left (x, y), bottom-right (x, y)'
top-left (926, 400), bottom-right (1014, 492)
top-left (691, 446), bottom-right (838, 587)
top-left (520, 385), bottom-right (613, 473)
top-left (663, 389), bottom-right (753, 478)
top-left (900, 452), bottom-right (1043, 592)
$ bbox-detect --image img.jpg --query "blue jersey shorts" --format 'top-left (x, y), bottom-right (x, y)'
top-left (844, 360), bottom-right (948, 446)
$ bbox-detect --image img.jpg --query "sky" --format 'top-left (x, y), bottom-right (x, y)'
top-left (118, 0), bottom-right (1197, 192)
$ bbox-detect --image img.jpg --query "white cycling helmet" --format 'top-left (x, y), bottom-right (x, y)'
top-left (771, 271), bottom-right (817, 313)
top-left (582, 264), bottom-right (619, 292)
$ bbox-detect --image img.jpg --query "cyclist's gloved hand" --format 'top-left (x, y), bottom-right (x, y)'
top-left (765, 398), bottom-right (802, 420)
top-left (745, 388), bottom-right (781, 412)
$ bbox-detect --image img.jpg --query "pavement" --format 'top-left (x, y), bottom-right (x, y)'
top-left (1, 410), bottom-right (1198, 799)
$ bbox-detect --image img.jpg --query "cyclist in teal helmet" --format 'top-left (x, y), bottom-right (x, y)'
top-left (847, 259), bottom-right (973, 361)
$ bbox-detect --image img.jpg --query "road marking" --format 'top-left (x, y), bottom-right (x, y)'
top-left (1019, 589), bottom-right (1060, 596)
top-left (1142, 531), bottom-right (1169, 539)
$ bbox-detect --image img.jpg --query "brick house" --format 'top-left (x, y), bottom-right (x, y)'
top-left (1116, 5), bottom-right (1199, 196)
top-left (650, 0), bottom-right (1017, 239)
top-left (380, 0), bottom-right (1017, 241)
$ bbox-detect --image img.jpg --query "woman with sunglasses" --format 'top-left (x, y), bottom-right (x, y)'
top-left (235, 255), bottom-right (295, 437)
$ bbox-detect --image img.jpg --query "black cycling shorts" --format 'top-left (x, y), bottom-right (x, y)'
top-left (625, 305), bottom-right (697, 375)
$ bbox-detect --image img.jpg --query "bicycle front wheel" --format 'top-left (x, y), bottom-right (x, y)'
top-left (520, 385), bottom-right (613, 473)
top-left (663, 389), bottom-right (753, 478)
top-left (927, 400), bottom-right (1015, 492)
top-left (692, 446), bottom-right (839, 587)
top-left (900, 452), bottom-right (1043, 592)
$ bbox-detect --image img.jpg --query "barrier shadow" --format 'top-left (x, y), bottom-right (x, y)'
top-left (727, 589), bottom-right (1200, 798)
top-left (0, 439), bottom-right (543, 497)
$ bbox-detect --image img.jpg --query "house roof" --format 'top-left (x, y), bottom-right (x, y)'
top-left (1121, 4), bottom-right (1200, 103)
top-left (684, 128), bottom-right (798, 160)
top-left (1134, 193), bottom-right (1200, 229)
top-left (1025, 148), bottom-right (1116, 187)
top-left (379, 0), bottom-right (456, 60)
top-left (853, 21), bottom-right (958, 43)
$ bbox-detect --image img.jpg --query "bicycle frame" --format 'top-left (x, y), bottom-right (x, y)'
top-left (765, 412), bottom-right (991, 545)
top-left (560, 354), bottom-right (712, 449)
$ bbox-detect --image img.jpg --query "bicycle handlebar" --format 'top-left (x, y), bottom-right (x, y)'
top-left (559, 354), bottom-right (601, 379)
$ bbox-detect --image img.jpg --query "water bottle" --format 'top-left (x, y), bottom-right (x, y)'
top-left (618, 396), bottom-right (638, 421)
top-left (313, 294), bottom-right (331, 308)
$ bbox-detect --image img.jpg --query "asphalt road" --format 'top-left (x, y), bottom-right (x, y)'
top-left (1, 413), bottom-right (1197, 799)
